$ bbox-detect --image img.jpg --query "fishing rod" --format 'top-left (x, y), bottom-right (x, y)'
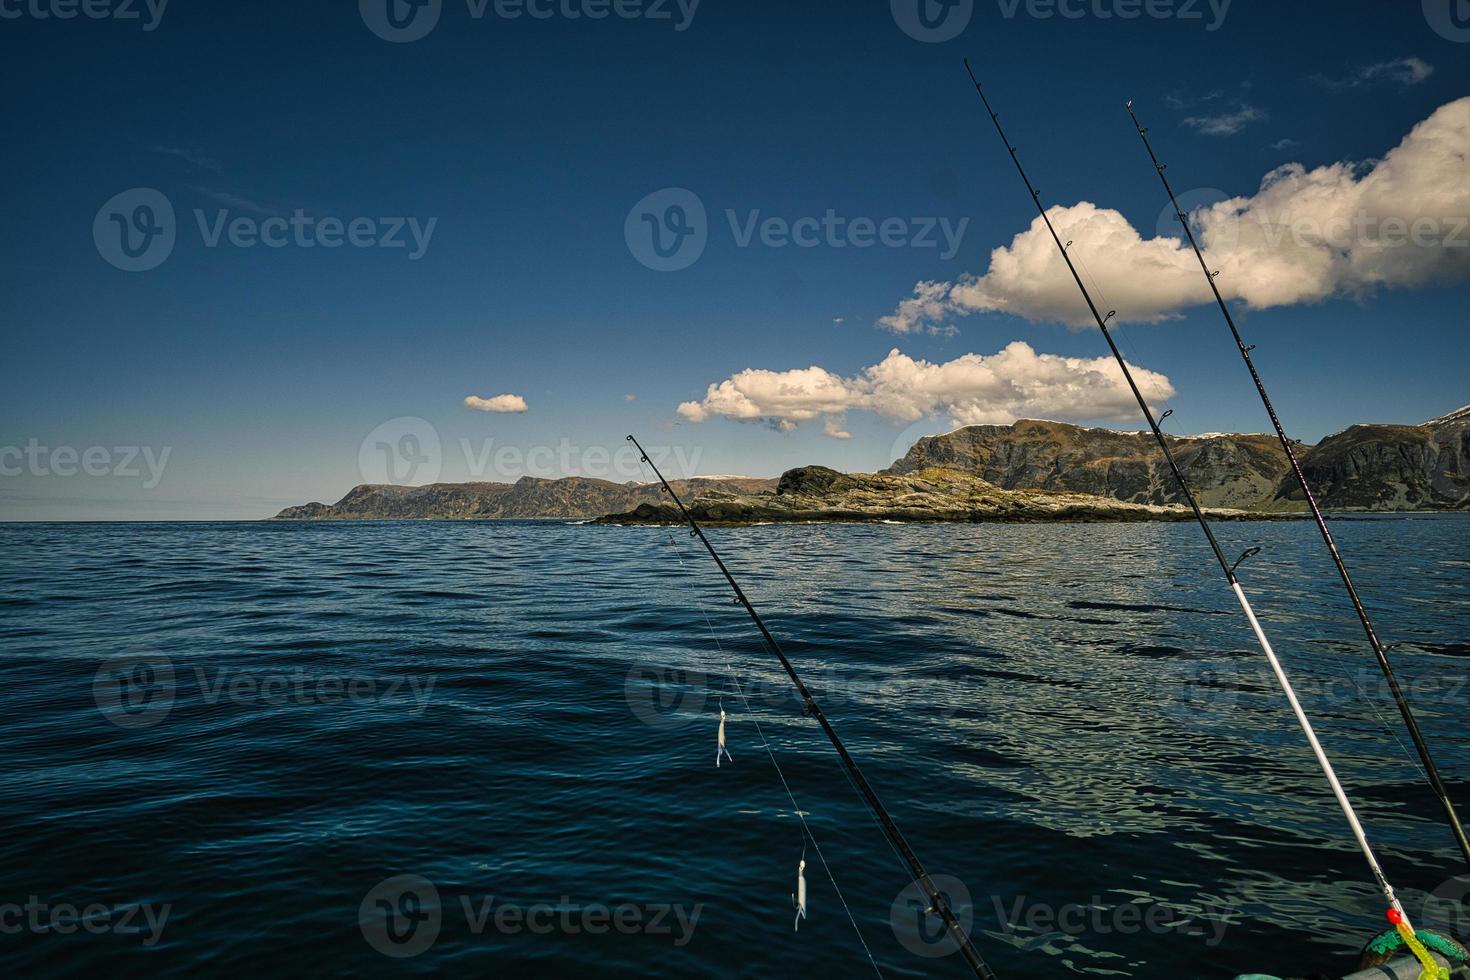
top-left (626, 435), bottom-right (998, 980)
top-left (959, 60), bottom-right (1424, 934)
top-left (1124, 101), bottom-right (1470, 870)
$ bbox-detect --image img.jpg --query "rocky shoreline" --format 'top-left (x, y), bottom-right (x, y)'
top-left (595, 465), bottom-right (1283, 526)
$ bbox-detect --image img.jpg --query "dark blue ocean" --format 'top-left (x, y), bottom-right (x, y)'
top-left (2, 517), bottom-right (1467, 978)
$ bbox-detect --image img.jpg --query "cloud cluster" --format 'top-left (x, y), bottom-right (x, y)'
top-left (676, 342), bottom-right (1174, 434)
top-left (464, 393), bottom-right (528, 413)
top-left (880, 97), bottom-right (1470, 331)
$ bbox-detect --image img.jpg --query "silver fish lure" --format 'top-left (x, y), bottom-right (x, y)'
top-left (716, 708), bottom-right (732, 768)
top-left (793, 858), bottom-right (807, 931)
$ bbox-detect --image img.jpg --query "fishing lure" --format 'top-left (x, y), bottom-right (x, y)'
top-left (716, 707), bottom-right (733, 768)
top-left (792, 858), bottom-right (807, 931)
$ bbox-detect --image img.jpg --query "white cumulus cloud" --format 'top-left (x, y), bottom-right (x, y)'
top-left (677, 342), bottom-right (1174, 434)
top-left (881, 97), bottom-right (1470, 331)
top-left (464, 393), bottom-right (528, 413)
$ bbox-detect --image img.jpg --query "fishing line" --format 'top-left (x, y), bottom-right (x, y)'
top-left (627, 435), bottom-right (998, 979)
top-left (1125, 101), bottom-right (1470, 870)
top-left (961, 60), bottom-right (1426, 935)
top-left (653, 522), bottom-right (885, 978)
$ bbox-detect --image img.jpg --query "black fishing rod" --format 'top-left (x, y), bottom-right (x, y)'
top-left (959, 60), bottom-right (1426, 930)
top-left (1124, 101), bottom-right (1470, 870)
top-left (626, 435), bottom-right (998, 980)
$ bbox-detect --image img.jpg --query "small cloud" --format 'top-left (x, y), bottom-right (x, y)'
top-left (1270, 138), bottom-right (1302, 151)
top-left (1313, 57), bottom-right (1434, 90)
top-left (464, 394), bottom-right (528, 413)
top-left (832, 317), bottom-right (845, 327)
top-left (623, 393), bottom-right (637, 402)
top-left (878, 280), bottom-right (962, 335)
top-left (823, 418), bottom-right (852, 440)
top-left (1182, 104), bottom-right (1266, 136)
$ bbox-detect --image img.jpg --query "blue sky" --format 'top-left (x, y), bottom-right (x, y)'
top-left (2, 1), bottom-right (1467, 519)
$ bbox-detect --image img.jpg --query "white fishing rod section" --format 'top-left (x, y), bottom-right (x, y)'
top-left (959, 61), bottom-right (1418, 930)
top-left (1125, 100), bottom-right (1470, 871)
top-left (625, 435), bottom-right (1000, 980)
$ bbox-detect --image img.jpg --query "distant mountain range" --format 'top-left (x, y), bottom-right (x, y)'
top-left (273, 407), bottom-right (1468, 522)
